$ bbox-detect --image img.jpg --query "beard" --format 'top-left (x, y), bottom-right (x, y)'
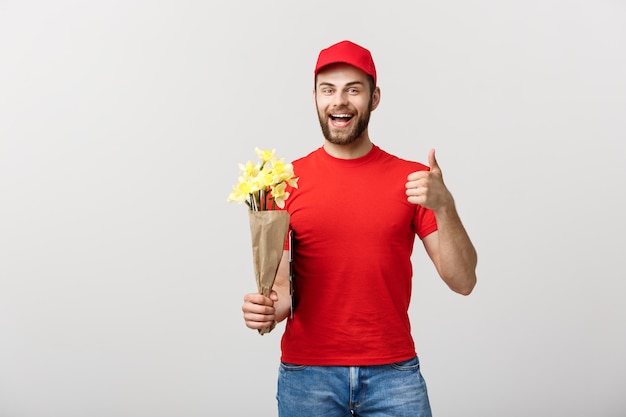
top-left (316, 97), bottom-right (373, 145)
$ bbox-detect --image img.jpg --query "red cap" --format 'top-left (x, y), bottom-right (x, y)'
top-left (314, 40), bottom-right (377, 85)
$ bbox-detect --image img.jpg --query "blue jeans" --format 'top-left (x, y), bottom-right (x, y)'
top-left (277, 356), bottom-right (432, 417)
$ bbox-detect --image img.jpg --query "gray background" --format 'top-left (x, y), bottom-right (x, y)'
top-left (1, 1), bottom-right (625, 416)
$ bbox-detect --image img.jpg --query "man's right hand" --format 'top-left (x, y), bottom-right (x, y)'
top-left (242, 291), bottom-right (279, 330)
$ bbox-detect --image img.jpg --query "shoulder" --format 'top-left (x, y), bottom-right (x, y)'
top-left (373, 146), bottom-right (430, 172)
top-left (291, 147), bottom-right (323, 167)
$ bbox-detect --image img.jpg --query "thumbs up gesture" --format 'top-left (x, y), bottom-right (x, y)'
top-left (405, 149), bottom-right (453, 212)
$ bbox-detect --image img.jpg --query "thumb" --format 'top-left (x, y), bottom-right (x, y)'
top-left (428, 148), bottom-right (441, 173)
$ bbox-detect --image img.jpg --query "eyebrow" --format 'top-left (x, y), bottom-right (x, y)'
top-left (318, 81), bottom-right (365, 88)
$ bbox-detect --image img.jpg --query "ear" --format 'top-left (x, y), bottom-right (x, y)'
top-left (370, 87), bottom-right (381, 111)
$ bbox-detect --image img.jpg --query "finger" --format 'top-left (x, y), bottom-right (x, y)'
top-left (406, 179), bottom-right (425, 193)
top-left (407, 195), bottom-right (425, 206)
top-left (244, 309), bottom-right (275, 328)
top-left (243, 293), bottom-right (273, 306)
top-left (242, 299), bottom-right (275, 315)
top-left (245, 311), bottom-right (275, 322)
top-left (428, 148), bottom-right (441, 173)
top-left (246, 318), bottom-right (275, 330)
top-left (407, 170), bottom-right (428, 182)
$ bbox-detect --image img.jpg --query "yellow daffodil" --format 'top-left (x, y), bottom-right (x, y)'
top-left (227, 180), bottom-right (253, 204)
top-left (239, 161), bottom-right (260, 178)
top-left (228, 149), bottom-right (298, 210)
top-left (270, 182), bottom-right (290, 209)
top-left (255, 148), bottom-right (276, 163)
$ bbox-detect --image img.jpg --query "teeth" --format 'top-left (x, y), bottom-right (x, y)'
top-left (331, 114), bottom-right (351, 118)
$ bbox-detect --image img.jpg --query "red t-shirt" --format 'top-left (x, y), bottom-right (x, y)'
top-left (281, 145), bottom-right (437, 365)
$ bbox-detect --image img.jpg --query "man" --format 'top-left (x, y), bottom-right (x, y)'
top-left (242, 40), bottom-right (477, 417)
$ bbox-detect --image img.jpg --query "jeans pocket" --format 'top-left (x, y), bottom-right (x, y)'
top-left (390, 356), bottom-right (420, 371)
top-left (280, 362), bottom-right (307, 371)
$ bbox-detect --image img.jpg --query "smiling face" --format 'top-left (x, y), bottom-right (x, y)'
top-left (314, 63), bottom-right (380, 147)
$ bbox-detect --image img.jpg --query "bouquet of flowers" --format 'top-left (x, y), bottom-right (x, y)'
top-left (227, 148), bottom-right (298, 334)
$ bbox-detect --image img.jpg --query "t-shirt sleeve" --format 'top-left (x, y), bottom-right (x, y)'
top-left (415, 206), bottom-right (438, 239)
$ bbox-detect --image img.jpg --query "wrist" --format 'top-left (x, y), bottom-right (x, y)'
top-left (433, 196), bottom-right (456, 218)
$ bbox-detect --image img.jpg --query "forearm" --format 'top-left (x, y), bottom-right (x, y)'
top-left (272, 250), bottom-right (292, 323)
top-left (272, 279), bottom-right (292, 323)
top-left (432, 203), bottom-right (477, 295)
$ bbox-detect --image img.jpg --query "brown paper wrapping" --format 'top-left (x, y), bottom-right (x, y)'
top-left (248, 209), bottom-right (290, 335)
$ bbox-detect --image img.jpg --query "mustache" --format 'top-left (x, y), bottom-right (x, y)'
top-left (325, 107), bottom-right (353, 115)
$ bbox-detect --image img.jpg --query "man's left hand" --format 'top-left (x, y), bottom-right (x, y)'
top-left (405, 149), bottom-right (454, 212)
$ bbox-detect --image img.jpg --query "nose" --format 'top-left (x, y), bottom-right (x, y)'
top-left (331, 91), bottom-right (349, 107)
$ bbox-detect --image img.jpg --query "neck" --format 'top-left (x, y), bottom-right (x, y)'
top-left (323, 135), bottom-right (373, 159)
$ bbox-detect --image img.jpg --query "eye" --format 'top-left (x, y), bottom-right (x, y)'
top-left (321, 88), bottom-right (333, 95)
top-left (348, 88), bottom-right (359, 94)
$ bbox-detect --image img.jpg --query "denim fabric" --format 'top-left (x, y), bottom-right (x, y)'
top-left (277, 356), bottom-right (432, 417)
